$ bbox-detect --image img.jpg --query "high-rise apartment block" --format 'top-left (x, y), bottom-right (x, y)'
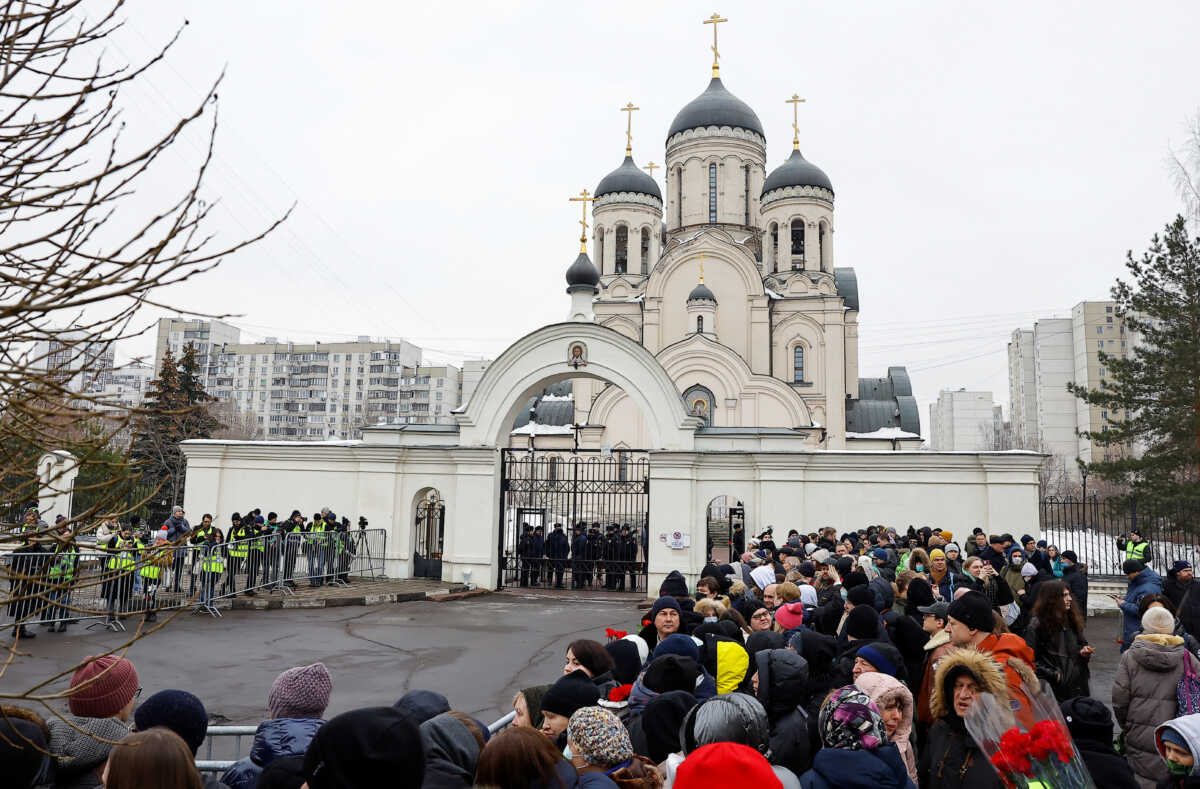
top-left (928, 389), bottom-right (999, 450)
top-left (154, 318), bottom-right (241, 377)
top-left (1006, 301), bottom-right (1130, 475)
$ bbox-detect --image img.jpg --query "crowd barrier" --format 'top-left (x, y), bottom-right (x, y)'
top-left (195, 712), bottom-right (516, 775)
top-left (2, 529), bottom-right (388, 631)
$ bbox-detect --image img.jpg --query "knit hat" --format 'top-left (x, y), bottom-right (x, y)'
top-left (798, 561), bottom-right (815, 578)
top-left (674, 742), bottom-right (782, 789)
top-left (947, 591), bottom-right (994, 633)
top-left (1062, 550), bottom-right (1078, 564)
top-left (1123, 559), bottom-right (1145, 575)
top-left (774, 601), bottom-right (804, 631)
top-left (393, 689), bottom-right (450, 726)
top-left (945, 543), bottom-right (960, 554)
top-left (1020, 563), bottom-right (1038, 578)
top-left (541, 670), bottom-right (601, 718)
top-left (650, 596), bottom-right (681, 621)
top-left (0, 718), bottom-right (47, 789)
top-left (1143, 606), bottom-right (1176, 636)
top-left (268, 663), bottom-right (332, 719)
top-left (856, 644), bottom-right (898, 678)
top-left (819, 686), bottom-right (888, 751)
top-left (811, 548), bottom-right (831, 565)
top-left (846, 585), bottom-right (874, 607)
top-left (929, 548), bottom-right (946, 560)
top-left (134, 690), bottom-right (208, 754)
top-left (1161, 727), bottom-right (1189, 749)
top-left (643, 655), bottom-right (701, 694)
top-left (845, 606), bottom-right (880, 640)
top-left (1020, 534), bottom-right (1035, 545)
top-left (906, 577), bottom-right (935, 609)
top-left (659, 571), bottom-right (690, 598)
top-left (605, 639), bottom-right (642, 685)
top-left (871, 548), bottom-right (888, 561)
top-left (842, 571), bottom-right (868, 590)
top-left (1174, 561), bottom-right (1194, 573)
top-left (567, 706), bottom-right (633, 767)
top-left (302, 706), bottom-right (424, 789)
top-left (68, 655), bottom-right (139, 718)
top-left (1060, 696), bottom-right (1114, 743)
top-left (654, 634), bottom-right (700, 663)
top-left (939, 531), bottom-right (954, 543)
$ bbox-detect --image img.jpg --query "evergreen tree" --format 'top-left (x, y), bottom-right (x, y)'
top-left (1069, 216), bottom-right (1200, 505)
top-left (130, 345), bottom-right (222, 516)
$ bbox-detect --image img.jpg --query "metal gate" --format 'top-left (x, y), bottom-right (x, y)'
top-left (414, 494), bottom-right (445, 579)
top-left (498, 449), bottom-right (649, 592)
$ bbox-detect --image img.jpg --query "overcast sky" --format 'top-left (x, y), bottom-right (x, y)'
top-left (108, 1), bottom-right (1199, 437)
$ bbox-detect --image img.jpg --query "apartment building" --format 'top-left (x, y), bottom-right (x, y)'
top-left (1071, 301), bottom-right (1128, 463)
top-left (1006, 329), bottom-right (1037, 449)
top-left (154, 318), bottom-right (240, 377)
top-left (31, 329), bottom-right (116, 393)
top-left (928, 389), bottom-right (999, 450)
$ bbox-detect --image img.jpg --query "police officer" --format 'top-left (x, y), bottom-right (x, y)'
top-left (103, 524), bottom-right (141, 625)
top-left (547, 522), bottom-right (569, 589)
top-left (571, 522), bottom-right (588, 589)
top-left (1117, 529), bottom-right (1151, 567)
top-left (281, 510), bottom-right (304, 588)
top-left (517, 523), bottom-right (533, 587)
top-left (530, 525), bottom-right (545, 587)
top-left (586, 522), bottom-right (603, 589)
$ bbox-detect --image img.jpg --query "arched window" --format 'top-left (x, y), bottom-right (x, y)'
top-left (676, 168), bottom-right (683, 226)
top-left (683, 384), bottom-right (715, 427)
top-left (708, 163), bottom-right (718, 223)
top-left (615, 225), bottom-right (628, 274)
top-left (791, 220), bottom-right (805, 270)
top-left (793, 346), bottom-right (805, 383)
top-left (819, 222), bottom-right (829, 271)
top-left (640, 227), bottom-right (650, 274)
top-left (596, 226), bottom-right (605, 273)
top-left (548, 456), bottom-right (559, 481)
top-left (697, 315), bottom-right (704, 334)
top-left (770, 223), bottom-right (778, 273)
top-left (743, 164), bottom-right (751, 225)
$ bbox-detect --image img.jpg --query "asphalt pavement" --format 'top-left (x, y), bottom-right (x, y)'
top-left (1, 595), bottom-right (1125, 726)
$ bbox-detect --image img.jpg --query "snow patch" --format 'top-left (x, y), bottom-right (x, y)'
top-left (846, 427), bottom-right (922, 440)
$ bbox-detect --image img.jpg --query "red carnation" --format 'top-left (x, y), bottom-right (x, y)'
top-left (608, 684), bottom-right (632, 702)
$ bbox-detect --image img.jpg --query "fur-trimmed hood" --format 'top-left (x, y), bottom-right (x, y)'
top-left (923, 629), bottom-right (950, 653)
top-left (930, 647), bottom-right (1009, 719)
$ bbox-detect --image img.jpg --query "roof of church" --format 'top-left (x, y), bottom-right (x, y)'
top-left (687, 282), bottom-right (717, 303)
top-left (565, 251), bottom-right (601, 289)
top-left (667, 77), bottom-right (764, 140)
top-left (512, 381), bottom-right (575, 430)
top-left (595, 156), bottom-right (662, 200)
top-left (762, 148), bottom-right (834, 196)
top-left (845, 366), bottom-right (921, 435)
top-left (834, 268), bottom-right (859, 311)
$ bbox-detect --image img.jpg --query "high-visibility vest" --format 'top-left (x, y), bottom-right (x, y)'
top-left (228, 530), bottom-right (249, 558)
top-left (202, 548), bottom-right (225, 574)
top-left (140, 546), bottom-right (165, 580)
top-left (250, 530), bottom-right (266, 552)
top-left (1126, 540), bottom-right (1149, 563)
top-left (106, 538), bottom-right (141, 571)
top-left (49, 546), bottom-right (78, 581)
top-left (306, 522), bottom-right (327, 543)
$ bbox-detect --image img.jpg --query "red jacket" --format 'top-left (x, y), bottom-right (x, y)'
top-left (978, 632), bottom-right (1038, 727)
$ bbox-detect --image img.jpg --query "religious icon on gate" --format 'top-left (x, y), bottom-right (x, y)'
top-left (568, 342), bottom-right (588, 369)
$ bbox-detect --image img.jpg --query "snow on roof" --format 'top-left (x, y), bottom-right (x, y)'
top-left (765, 288), bottom-right (783, 300)
top-left (540, 393), bottom-right (574, 401)
top-left (510, 423), bottom-right (575, 436)
top-left (845, 427), bottom-right (922, 440)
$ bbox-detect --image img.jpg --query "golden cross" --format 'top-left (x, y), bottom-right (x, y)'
top-left (698, 251), bottom-right (705, 284)
top-left (568, 189), bottom-right (596, 254)
top-left (621, 101), bottom-right (639, 157)
top-left (644, 161), bottom-right (659, 177)
top-left (786, 93), bottom-right (806, 150)
top-left (703, 13), bottom-right (727, 77)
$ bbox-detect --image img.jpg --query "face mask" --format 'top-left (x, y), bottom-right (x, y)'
top-left (1012, 557), bottom-right (1024, 566)
top-left (914, 564), bottom-right (924, 573)
top-left (704, 616), bottom-right (718, 623)
top-left (1167, 760), bottom-right (1191, 776)
top-left (563, 743), bottom-right (573, 760)
top-left (840, 589), bottom-right (848, 600)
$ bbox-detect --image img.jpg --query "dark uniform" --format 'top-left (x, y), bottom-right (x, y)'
top-left (517, 524), bottom-right (533, 586)
top-left (586, 523), bottom-right (603, 589)
top-left (8, 537), bottom-right (48, 639)
top-left (529, 526), bottom-right (545, 587)
top-left (571, 523), bottom-right (589, 589)
top-left (547, 523), bottom-right (570, 589)
top-left (282, 511), bottom-right (303, 587)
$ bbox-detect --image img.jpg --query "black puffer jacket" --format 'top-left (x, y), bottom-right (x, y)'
top-left (794, 629), bottom-right (839, 757)
top-left (1024, 618), bottom-right (1091, 701)
top-left (755, 648), bottom-right (812, 776)
top-left (1061, 563), bottom-right (1089, 612)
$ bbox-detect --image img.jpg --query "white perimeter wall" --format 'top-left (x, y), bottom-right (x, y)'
top-left (182, 440), bottom-right (1043, 592)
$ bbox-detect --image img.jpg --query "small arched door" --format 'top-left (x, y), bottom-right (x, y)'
top-left (414, 492), bottom-right (445, 579)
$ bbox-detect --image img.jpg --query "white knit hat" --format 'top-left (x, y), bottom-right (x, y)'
top-left (1142, 606), bottom-right (1176, 636)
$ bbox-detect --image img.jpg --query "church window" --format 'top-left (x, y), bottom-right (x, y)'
top-left (615, 226), bottom-right (628, 274)
top-left (818, 222), bottom-right (827, 271)
top-left (793, 346), bottom-right (805, 383)
top-left (640, 227), bottom-right (650, 274)
top-left (708, 163), bottom-right (717, 222)
top-left (770, 223), bottom-right (779, 273)
top-left (791, 220), bottom-right (805, 269)
top-left (676, 168), bottom-right (683, 226)
top-left (696, 316), bottom-right (704, 334)
top-left (744, 165), bottom-right (751, 225)
top-left (597, 227), bottom-right (605, 273)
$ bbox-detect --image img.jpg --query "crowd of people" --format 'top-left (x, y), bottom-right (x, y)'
top-left (8, 523), bottom-right (1200, 788)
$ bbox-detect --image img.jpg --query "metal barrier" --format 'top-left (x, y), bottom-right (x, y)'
top-left (196, 712), bottom-right (515, 775)
top-left (2, 529), bottom-right (388, 631)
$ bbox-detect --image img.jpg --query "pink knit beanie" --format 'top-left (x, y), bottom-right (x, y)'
top-left (268, 662), bottom-right (332, 719)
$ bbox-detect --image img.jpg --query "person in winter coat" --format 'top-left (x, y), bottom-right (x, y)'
top-left (1060, 696), bottom-right (1140, 789)
top-left (222, 662), bottom-right (332, 789)
top-left (300, 706), bottom-right (426, 789)
top-left (396, 689), bottom-right (452, 726)
top-left (419, 712), bottom-right (483, 789)
top-left (1061, 550), bottom-right (1089, 612)
top-left (918, 647), bottom-right (1006, 789)
top-left (566, 706), bottom-right (662, 789)
top-left (635, 597), bottom-right (684, 654)
top-left (1121, 560), bottom-right (1166, 652)
top-left (856, 672), bottom-right (918, 786)
top-left (1167, 562), bottom-right (1195, 610)
top-left (753, 648), bottom-right (813, 776)
top-left (1000, 546), bottom-right (1030, 603)
top-left (512, 685), bottom-right (550, 730)
top-left (541, 670), bottom-right (602, 749)
top-left (1156, 713), bottom-right (1200, 789)
top-left (799, 685), bottom-right (916, 789)
top-left (629, 690), bottom-right (695, 766)
top-left (915, 601), bottom-right (955, 742)
top-left (669, 693), bottom-right (801, 788)
top-left (1113, 606), bottom-right (1200, 789)
top-left (48, 655), bottom-right (141, 789)
top-left (134, 690), bottom-right (230, 789)
top-left (565, 639), bottom-right (619, 698)
top-left (1024, 579), bottom-right (1093, 700)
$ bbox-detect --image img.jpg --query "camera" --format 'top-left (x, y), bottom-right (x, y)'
top-left (357, 516), bottom-right (368, 530)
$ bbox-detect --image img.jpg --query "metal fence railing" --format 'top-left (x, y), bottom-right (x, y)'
top-left (2, 529), bottom-right (387, 631)
top-left (195, 712), bottom-right (516, 775)
top-left (1041, 496), bottom-right (1200, 577)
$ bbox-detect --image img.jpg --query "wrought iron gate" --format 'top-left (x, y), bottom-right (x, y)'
top-left (414, 495), bottom-right (445, 579)
top-left (498, 449), bottom-right (649, 592)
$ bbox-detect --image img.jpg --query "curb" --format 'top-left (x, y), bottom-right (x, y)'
top-left (427, 589), bottom-right (491, 602)
top-left (227, 585), bottom-right (471, 611)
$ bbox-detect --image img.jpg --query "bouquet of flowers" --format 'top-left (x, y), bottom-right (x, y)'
top-left (604, 627), bottom-right (628, 641)
top-left (965, 683), bottom-right (1096, 789)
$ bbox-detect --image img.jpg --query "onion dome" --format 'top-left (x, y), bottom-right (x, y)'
top-left (667, 78), bottom-right (764, 140)
top-left (595, 156), bottom-right (661, 200)
top-left (687, 282), bottom-right (717, 303)
top-left (761, 148), bottom-right (834, 196)
top-left (565, 251), bottom-right (600, 290)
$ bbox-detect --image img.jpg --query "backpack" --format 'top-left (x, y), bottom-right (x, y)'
top-left (1178, 654), bottom-right (1200, 715)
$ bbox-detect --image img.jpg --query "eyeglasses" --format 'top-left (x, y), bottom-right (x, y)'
top-left (751, 611), bottom-right (772, 620)
top-left (135, 686), bottom-right (143, 700)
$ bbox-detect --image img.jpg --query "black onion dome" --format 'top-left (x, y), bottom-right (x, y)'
top-left (688, 282), bottom-right (717, 303)
top-left (595, 156), bottom-right (662, 200)
top-left (761, 148), bottom-right (834, 196)
top-left (565, 251), bottom-right (600, 289)
top-left (667, 78), bottom-right (764, 140)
